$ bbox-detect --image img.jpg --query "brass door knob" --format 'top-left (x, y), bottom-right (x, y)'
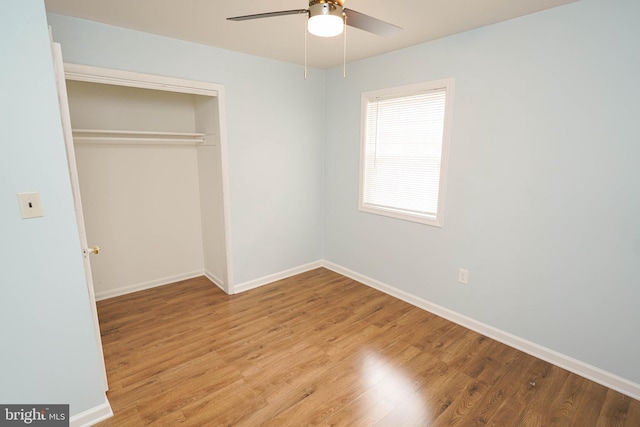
top-left (84, 246), bottom-right (100, 256)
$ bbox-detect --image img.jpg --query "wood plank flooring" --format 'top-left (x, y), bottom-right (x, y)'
top-left (95, 268), bottom-right (640, 426)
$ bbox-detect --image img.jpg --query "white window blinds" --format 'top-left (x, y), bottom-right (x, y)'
top-left (360, 80), bottom-right (453, 226)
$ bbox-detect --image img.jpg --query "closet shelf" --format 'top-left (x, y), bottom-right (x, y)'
top-left (72, 129), bottom-right (205, 145)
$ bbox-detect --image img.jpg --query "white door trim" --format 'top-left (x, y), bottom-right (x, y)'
top-left (64, 63), bottom-right (219, 97)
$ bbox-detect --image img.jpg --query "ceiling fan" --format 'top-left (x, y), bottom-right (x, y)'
top-left (227, 0), bottom-right (402, 38)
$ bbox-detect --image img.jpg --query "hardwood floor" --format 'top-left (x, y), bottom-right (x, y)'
top-left (95, 268), bottom-right (640, 426)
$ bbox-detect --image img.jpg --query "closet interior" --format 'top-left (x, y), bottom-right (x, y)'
top-left (66, 80), bottom-right (228, 299)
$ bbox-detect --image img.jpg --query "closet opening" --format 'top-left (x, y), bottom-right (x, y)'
top-left (63, 65), bottom-right (233, 302)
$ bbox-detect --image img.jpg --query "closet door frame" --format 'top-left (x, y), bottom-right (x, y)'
top-left (63, 63), bottom-right (235, 293)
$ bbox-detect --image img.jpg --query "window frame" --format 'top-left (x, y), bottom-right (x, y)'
top-left (358, 78), bottom-right (454, 227)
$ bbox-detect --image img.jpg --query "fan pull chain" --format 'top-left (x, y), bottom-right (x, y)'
top-left (343, 14), bottom-right (347, 78)
top-left (304, 14), bottom-right (308, 80)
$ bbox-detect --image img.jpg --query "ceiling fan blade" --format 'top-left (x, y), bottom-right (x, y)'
top-left (344, 8), bottom-right (402, 37)
top-left (227, 9), bottom-right (308, 21)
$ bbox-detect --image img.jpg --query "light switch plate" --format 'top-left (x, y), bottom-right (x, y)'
top-left (17, 192), bottom-right (44, 219)
top-left (458, 268), bottom-right (469, 284)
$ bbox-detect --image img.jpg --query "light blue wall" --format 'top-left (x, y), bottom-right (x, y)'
top-left (0, 1), bottom-right (107, 415)
top-left (46, 14), bottom-right (326, 286)
top-left (324, 0), bottom-right (640, 384)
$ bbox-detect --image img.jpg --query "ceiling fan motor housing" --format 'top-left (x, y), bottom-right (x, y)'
top-left (309, 0), bottom-right (344, 19)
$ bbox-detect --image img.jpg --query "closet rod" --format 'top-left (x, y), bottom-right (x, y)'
top-left (73, 137), bottom-right (205, 145)
top-left (72, 128), bottom-right (206, 145)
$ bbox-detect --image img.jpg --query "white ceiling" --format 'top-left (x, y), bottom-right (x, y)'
top-left (44, 0), bottom-right (578, 69)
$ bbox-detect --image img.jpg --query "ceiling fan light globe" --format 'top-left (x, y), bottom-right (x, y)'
top-left (308, 14), bottom-right (344, 37)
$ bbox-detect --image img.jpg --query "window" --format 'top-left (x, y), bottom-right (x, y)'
top-left (359, 79), bottom-right (454, 227)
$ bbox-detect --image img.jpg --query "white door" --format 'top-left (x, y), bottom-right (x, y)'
top-left (50, 39), bottom-right (109, 390)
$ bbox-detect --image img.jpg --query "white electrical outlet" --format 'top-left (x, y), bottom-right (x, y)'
top-left (17, 192), bottom-right (44, 219)
top-left (458, 268), bottom-right (469, 284)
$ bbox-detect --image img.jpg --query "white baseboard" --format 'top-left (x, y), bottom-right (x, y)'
top-left (322, 260), bottom-right (640, 401)
top-left (70, 397), bottom-right (112, 427)
top-left (204, 269), bottom-right (226, 293)
top-left (95, 270), bottom-right (205, 301)
top-left (233, 260), bottom-right (324, 294)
